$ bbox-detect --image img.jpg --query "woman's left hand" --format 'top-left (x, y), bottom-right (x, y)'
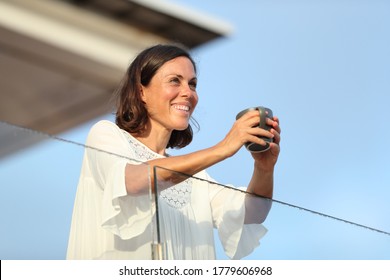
top-left (251, 116), bottom-right (281, 171)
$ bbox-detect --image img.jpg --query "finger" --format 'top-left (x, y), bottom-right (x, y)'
top-left (269, 142), bottom-right (280, 157)
top-left (246, 133), bottom-right (270, 147)
top-left (249, 127), bottom-right (274, 139)
top-left (266, 116), bottom-right (281, 134)
top-left (271, 129), bottom-right (281, 145)
top-left (253, 120), bottom-right (280, 145)
top-left (237, 111), bottom-right (261, 129)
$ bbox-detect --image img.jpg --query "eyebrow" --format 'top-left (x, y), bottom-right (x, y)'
top-left (168, 74), bottom-right (197, 81)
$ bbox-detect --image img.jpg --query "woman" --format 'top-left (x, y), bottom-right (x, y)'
top-left (66, 44), bottom-right (281, 260)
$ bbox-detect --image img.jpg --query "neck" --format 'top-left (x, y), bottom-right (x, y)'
top-left (132, 125), bottom-right (171, 156)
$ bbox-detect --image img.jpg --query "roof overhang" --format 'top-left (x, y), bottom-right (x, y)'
top-left (0, 0), bottom-right (232, 158)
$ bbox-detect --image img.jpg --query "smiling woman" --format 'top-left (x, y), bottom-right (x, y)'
top-left (140, 56), bottom-right (198, 140)
top-left (66, 44), bottom-right (281, 260)
top-left (115, 44), bottom-right (199, 151)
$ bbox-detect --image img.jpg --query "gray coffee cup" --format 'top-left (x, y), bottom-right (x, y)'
top-left (236, 106), bottom-right (273, 153)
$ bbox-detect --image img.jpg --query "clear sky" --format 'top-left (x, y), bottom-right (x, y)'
top-left (0, 0), bottom-right (389, 260)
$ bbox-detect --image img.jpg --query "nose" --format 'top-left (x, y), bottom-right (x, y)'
top-left (181, 84), bottom-right (196, 98)
top-left (180, 85), bottom-right (198, 107)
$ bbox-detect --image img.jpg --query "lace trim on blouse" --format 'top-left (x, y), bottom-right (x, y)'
top-left (123, 131), bottom-right (192, 209)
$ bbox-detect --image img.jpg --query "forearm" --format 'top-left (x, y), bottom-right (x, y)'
top-left (125, 144), bottom-right (228, 194)
top-left (243, 163), bottom-right (274, 224)
top-left (246, 162), bottom-right (274, 199)
top-left (148, 144), bottom-right (228, 181)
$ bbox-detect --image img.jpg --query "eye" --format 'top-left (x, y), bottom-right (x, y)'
top-left (189, 80), bottom-right (197, 90)
top-left (169, 77), bottom-right (180, 84)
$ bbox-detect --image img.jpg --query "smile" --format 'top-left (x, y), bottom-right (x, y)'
top-left (172, 104), bottom-right (190, 112)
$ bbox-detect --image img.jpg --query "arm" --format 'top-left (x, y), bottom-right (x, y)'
top-left (246, 115), bottom-right (281, 198)
top-left (149, 110), bottom-right (279, 180)
top-left (125, 144), bottom-right (229, 194)
top-left (247, 164), bottom-right (274, 198)
top-left (243, 163), bottom-right (275, 224)
top-left (244, 116), bottom-right (281, 223)
top-left (125, 111), bottom-right (281, 195)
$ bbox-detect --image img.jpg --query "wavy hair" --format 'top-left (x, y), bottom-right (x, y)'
top-left (115, 44), bottom-right (198, 149)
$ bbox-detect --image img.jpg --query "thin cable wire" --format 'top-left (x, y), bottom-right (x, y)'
top-left (2, 121), bottom-right (389, 237)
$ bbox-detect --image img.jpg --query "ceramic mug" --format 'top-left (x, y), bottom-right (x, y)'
top-left (236, 106), bottom-right (273, 153)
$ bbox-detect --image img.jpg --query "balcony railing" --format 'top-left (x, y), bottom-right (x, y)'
top-left (0, 121), bottom-right (389, 260)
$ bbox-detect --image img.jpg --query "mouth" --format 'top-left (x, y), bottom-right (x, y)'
top-left (172, 104), bottom-right (191, 113)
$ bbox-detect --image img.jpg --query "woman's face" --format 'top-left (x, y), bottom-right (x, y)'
top-left (141, 56), bottom-right (198, 132)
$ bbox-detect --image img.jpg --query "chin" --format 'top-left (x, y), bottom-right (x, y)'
top-left (174, 123), bottom-right (190, 131)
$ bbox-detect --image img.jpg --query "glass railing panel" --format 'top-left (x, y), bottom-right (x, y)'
top-left (0, 121), bottom-right (153, 260)
top-left (153, 166), bottom-right (390, 260)
top-left (2, 121), bottom-right (389, 260)
top-left (152, 165), bottom-right (274, 260)
top-left (244, 200), bottom-right (390, 260)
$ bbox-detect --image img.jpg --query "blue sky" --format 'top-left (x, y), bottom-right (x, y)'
top-left (1, 0), bottom-right (389, 259)
top-left (170, 0), bottom-right (390, 258)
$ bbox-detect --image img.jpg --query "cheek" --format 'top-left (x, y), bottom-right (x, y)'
top-left (163, 87), bottom-right (180, 101)
top-left (192, 94), bottom-right (199, 108)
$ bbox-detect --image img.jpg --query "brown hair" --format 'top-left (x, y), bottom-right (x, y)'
top-left (115, 44), bottom-right (198, 149)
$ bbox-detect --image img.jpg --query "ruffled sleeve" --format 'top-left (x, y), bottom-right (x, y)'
top-left (205, 172), bottom-right (268, 259)
top-left (85, 120), bottom-right (152, 240)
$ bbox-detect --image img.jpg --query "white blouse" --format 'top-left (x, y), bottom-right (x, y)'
top-left (66, 120), bottom-right (266, 260)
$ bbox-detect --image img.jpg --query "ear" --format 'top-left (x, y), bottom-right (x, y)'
top-left (139, 85), bottom-right (147, 103)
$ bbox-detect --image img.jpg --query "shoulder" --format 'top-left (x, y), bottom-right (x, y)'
top-left (86, 120), bottom-right (126, 147)
top-left (88, 120), bottom-right (124, 138)
top-left (90, 120), bottom-right (120, 134)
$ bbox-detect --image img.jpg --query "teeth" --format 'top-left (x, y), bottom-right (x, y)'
top-left (173, 105), bottom-right (190, 112)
